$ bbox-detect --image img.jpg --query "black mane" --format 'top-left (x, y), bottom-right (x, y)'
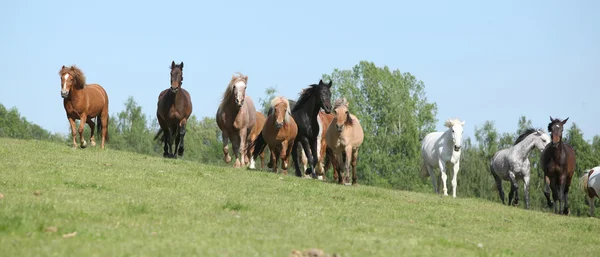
top-left (292, 84), bottom-right (319, 112)
top-left (514, 128), bottom-right (538, 145)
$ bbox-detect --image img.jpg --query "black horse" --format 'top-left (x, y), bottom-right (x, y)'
top-left (251, 80), bottom-right (332, 177)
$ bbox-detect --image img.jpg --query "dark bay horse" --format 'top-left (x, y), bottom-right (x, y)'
top-left (251, 80), bottom-right (333, 177)
top-left (541, 116), bottom-right (576, 215)
top-left (262, 96), bottom-right (298, 174)
top-left (216, 72), bottom-right (257, 168)
top-left (154, 61), bottom-right (193, 158)
top-left (59, 65), bottom-right (109, 149)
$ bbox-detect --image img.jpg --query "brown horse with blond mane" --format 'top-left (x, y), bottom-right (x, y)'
top-left (262, 96), bottom-right (298, 174)
top-left (216, 72), bottom-right (257, 168)
top-left (59, 65), bottom-right (109, 149)
top-left (326, 98), bottom-right (364, 185)
top-left (154, 61), bottom-right (193, 158)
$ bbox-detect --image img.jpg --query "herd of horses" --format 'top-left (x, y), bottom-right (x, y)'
top-left (57, 62), bottom-right (599, 217)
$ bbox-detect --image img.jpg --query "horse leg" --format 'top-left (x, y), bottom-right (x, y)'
top-left (590, 196), bottom-right (596, 217)
top-left (86, 118), bottom-right (96, 147)
top-left (426, 164), bottom-right (438, 194)
top-left (291, 140), bottom-right (302, 177)
top-left (231, 134), bottom-right (242, 168)
top-left (438, 160), bottom-right (448, 196)
top-left (238, 129), bottom-right (249, 167)
top-left (508, 172), bottom-right (518, 206)
top-left (562, 177), bottom-right (570, 215)
top-left (77, 115), bottom-right (88, 148)
top-left (260, 151), bottom-right (265, 169)
top-left (351, 148), bottom-right (359, 185)
top-left (310, 137), bottom-right (320, 178)
top-left (490, 168), bottom-right (505, 204)
top-left (221, 132), bottom-right (231, 163)
top-left (335, 152), bottom-right (345, 185)
top-left (300, 138), bottom-right (315, 178)
top-left (451, 161), bottom-right (460, 198)
top-left (177, 118), bottom-right (187, 156)
top-left (523, 174), bottom-right (530, 209)
top-left (272, 146), bottom-right (280, 174)
top-left (551, 180), bottom-right (559, 214)
top-left (68, 117), bottom-right (77, 148)
top-left (543, 175), bottom-right (554, 209)
top-left (100, 108), bottom-right (109, 149)
top-left (281, 141), bottom-right (292, 175)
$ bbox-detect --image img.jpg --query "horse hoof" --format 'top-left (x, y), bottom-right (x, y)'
top-left (344, 183), bottom-right (351, 186)
top-left (163, 152), bottom-right (169, 158)
top-left (178, 147), bottom-right (184, 156)
top-left (90, 141), bottom-right (96, 147)
top-left (224, 156), bottom-right (232, 163)
top-left (317, 176), bottom-right (324, 181)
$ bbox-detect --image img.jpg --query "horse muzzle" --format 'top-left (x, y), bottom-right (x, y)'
top-left (453, 145), bottom-right (461, 152)
top-left (61, 91), bottom-right (69, 98)
top-left (235, 99), bottom-right (244, 107)
top-left (336, 124), bottom-right (343, 132)
top-left (170, 87), bottom-right (179, 93)
top-left (275, 122), bottom-right (283, 129)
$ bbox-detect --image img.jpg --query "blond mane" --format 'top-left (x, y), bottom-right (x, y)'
top-left (58, 65), bottom-right (87, 88)
top-left (270, 96), bottom-right (292, 122)
top-left (333, 98), bottom-right (349, 110)
top-left (219, 72), bottom-right (248, 109)
top-left (444, 118), bottom-right (464, 128)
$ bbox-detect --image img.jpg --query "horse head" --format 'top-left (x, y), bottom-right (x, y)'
top-left (333, 98), bottom-right (353, 132)
top-left (548, 116), bottom-right (569, 147)
top-left (271, 96), bottom-right (291, 129)
top-left (534, 129), bottom-right (551, 151)
top-left (170, 61), bottom-right (184, 93)
top-left (445, 118), bottom-right (465, 152)
top-left (317, 79), bottom-right (333, 114)
top-left (232, 73), bottom-right (248, 107)
top-left (59, 65), bottom-right (85, 98)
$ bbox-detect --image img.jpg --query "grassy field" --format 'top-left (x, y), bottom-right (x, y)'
top-left (0, 138), bottom-right (599, 257)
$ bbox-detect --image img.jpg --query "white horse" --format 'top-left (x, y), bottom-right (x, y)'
top-left (421, 118), bottom-right (465, 198)
top-left (490, 128), bottom-right (550, 209)
top-left (580, 166), bottom-right (600, 217)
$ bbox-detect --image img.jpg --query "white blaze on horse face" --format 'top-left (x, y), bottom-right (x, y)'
top-left (234, 80), bottom-right (246, 106)
top-left (452, 124), bottom-right (464, 147)
top-left (62, 73), bottom-right (70, 93)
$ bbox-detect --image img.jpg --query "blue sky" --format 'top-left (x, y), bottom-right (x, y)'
top-left (1, 0), bottom-right (598, 141)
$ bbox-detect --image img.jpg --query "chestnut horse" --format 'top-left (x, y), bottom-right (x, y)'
top-left (314, 110), bottom-right (336, 180)
top-left (59, 65), bottom-right (109, 149)
top-left (326, 98), bottom-right (364, 185)
top-left (154, 61), bottom-right (193, 158)
top-left (262, 96), bottom-right (298, 174)
top-left (541, 116), bottom-right (576, 215)
top-left (216, 72), bottom-right (257, 168)
top-left (247, 111), bottom-right (266, 169)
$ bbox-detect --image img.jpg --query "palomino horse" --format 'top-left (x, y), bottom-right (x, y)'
top-left (326, 98), bottom-right (364, 185)
top-left (154, 61), bottom-right (193, 158)
top-left (580, 166), bottom-right (600, 217)
top-left (541, 116), bottom-right (576, 215)
top-left (216, 72), bottom-right (257, 168)
top-left (490, 128), bottom-right (550, 209)
top-left (261, 96), bottom-right (298, 174)
top-left (59, 65), bottom-right (109, 149)
top-left (247, 111), bottom-right (266, 169)
top-left (421, 118), bottom-right (465, 198)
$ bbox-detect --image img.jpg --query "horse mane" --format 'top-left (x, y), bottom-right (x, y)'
top-left (59, 65), bottom-right (87, 88)
top-left (219, 72), bottom-right (247, 109)
top-left (547, 118), bottom-right (563, 133)
top-left (444, 118), bottom-right (463, 128)
top-left (514, 128), bottom-right (541, 146)
top-left (270, 96), bottom-right (292, 122)
top-left (334, 98), bottom-right (354, 125)
top-left (292, 84), bottom-right (319, 112)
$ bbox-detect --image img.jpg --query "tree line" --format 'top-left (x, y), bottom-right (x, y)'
top-left (1, 61), bottom-right (597, 216)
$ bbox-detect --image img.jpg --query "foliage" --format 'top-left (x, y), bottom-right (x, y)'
top-left (0, 104), bottom-right (65, 142)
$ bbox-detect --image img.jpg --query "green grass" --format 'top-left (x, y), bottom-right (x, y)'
top-left (0, 138), bottom-right (599, 257)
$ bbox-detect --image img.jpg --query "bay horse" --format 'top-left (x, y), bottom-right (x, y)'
top-left (420, 118), bottom-right (465, 198)
top-left (154, 61), bottom-right (193, 158)
top-left (261, 96), bottom-right (298, 174)
top-left (326, 98), bottom-right (364, 185)
top-left (490, 128), bottom-right (550, 209)
top-left (59, 65), bottom-right (109, 149)
top-left (580, 166), bottom-right (600, 217)
top-left (216, 72), bottom-right (257, 168)
top-left (247, 111), bottom-right (266, 169)
top-left (541, 116), bottom-right (576, 215)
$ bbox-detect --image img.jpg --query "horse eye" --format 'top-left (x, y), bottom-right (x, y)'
top-left (452, 129), bottom-right (455, 133)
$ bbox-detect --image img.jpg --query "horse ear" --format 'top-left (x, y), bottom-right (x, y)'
top-left (549, 116), bottom-right (554, 121)
top-left (461, 121), bottom-right (465, 126)
top-left (319, 79), bottom-right (324, 85)
top-left (180, 62), bottom-right (184, 69)
top-left (61, 65), bottom-right (66, 69)
top-left (244, 75), bottom-right (249, 83)
top-left (171, 61), bottom-right (176, 69)
top-left (327, 80), bottom-right (332, 88)
top-left (562, 117), bottom-right (569, 124)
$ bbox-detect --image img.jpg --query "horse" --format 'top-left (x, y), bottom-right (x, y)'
top-left (154, 61), bottom-right (193, 158)
top-left (421, 118), bottom-right (465, 198)
top-left (541, 116), bottom-right (576, 215)
top-left (59, 65), bottom-right (109, 149)
top-left (314, 110), bottom-right (336, 181)
top-left (247, 111), bottom-right (266, 169)
top-left (261, 96), bottom-right (298, 174)
top-left (490, 128), bottom-right (551, 209)
top-left (580, 166), bottom-right (600, 217)
top-left (216, 72), bottom-right (257, 168)
top-left (251, 80), bottom-right (332, 178)
top-left (325, 98), bottom-right (364, 185)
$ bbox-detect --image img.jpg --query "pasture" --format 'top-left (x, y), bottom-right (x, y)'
top-left (1, 138), bottom-right (599, 256)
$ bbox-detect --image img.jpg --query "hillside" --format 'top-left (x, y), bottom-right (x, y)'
top-left (0, 138), bottom-right (598, 257)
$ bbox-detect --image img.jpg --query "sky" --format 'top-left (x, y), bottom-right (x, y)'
top-left (1, 0), bottom-right (598, 141)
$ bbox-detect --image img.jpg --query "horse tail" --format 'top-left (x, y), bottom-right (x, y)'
top-left (420, 161), bottom-right (429, 177)
top-left (580, 169), bottom-right (591, 195)
top-left (250, 133), bottom-right (267, 160)
top-left (154, 128), bottom-right (164, 141)
top-left (96, 115), bottom-right (109, 142)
